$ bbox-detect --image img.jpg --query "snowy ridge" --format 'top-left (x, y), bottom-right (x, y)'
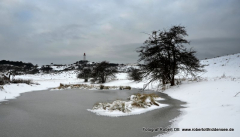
top-left (200, 53), bottom-right (240, 78)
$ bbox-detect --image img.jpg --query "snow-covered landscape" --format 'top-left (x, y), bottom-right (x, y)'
top-left (1, 0), bottom-right (240, 136)
top-left (1, 53), bottom-right (240, 137)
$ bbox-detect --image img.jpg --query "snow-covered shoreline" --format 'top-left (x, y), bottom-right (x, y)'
top-left (0, 71), bottom-right (82, 102)
top-left (0, 53), bottom-right (240, 137)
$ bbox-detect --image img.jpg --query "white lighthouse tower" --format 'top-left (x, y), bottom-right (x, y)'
top-left (83, 53), bottom-right (86, 61)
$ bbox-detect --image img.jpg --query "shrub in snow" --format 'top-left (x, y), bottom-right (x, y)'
top-left (131, 93), bottom-right (159, 108)
top-left (40, 65), bottom-right (53, 73)
top-left (90, 78), bottom-right (95, 84)
top-left (92, 93), bottom-right (160, 113)
top-left (91, 61), bottom-right (118, 83)
top-left (98, 85), bottom-right (110, 90)
top-left (221, 73), bottom-right (226, 78)
top-left (100, 85), bottom-right (104, 90)
top-left (93, 102), bottom-right (111, 110)
top-left (55, 83), bottom-right (130, 90)
top-left (125, 86), bottom-right (131, 90)
top-left (127, 68), bottom-right (142, 82)
top-left (103, 86), bottom-right (110, 89)
top-left (109, 100), bottom-right (132, 113)
top-left (11, 78), bottom-right (34, 85)
top-left (93, 101), bottom-right (132, 113)
top-left (28, 69), bottom-right (39, 74)
top-left (176, 80), bottom-right (182, 85)
top-left (56, 83), bottom-right (99, 90)
top-left (0, 77), bottom-right (4, 85)
top-left (0, 85), bottom-right (4, 91)
top-left (77, 67), bottom-right (91, 82)
top-left (119, 86), bottom-right (123, 90)
top-left (119, 86), bottom-right (131, 90)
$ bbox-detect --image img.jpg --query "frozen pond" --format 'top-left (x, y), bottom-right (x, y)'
top-left (0, 89), bottom-right (185, 137)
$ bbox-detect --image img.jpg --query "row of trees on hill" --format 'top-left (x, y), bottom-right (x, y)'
top-left (0, 62), bottom-right (36, 73)
top-left (0, 61), bottom-right (55, 75)
top-left (0, 60), bottom-right (34, 67)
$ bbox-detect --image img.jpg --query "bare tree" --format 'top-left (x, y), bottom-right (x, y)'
top-left (91, 61), bottom-right (118, 83)
top-left (77, 67), bottom-right (92, 82)
top-left (137, 25), bottom-right (204, 88)
top-left (40, 65), bottom-right (53, 73)
top-left (127, 68), bottom-right (142, 82)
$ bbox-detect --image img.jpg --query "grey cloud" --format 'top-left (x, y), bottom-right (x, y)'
top-left (190, 37), bottom-right (240, 59)
top-left (0, 0), bottom-right (240, 65)
top-left (37, 24), bottom-right (87, 43)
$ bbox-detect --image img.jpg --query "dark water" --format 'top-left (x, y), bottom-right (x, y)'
top-left (0, 89), bottom-right (185, 137)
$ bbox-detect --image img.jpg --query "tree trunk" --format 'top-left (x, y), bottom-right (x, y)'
top-left (170, 76), bottom-right (175, 86)
top-left (162, 78), bottom-right (165, 85)
top-left (8, 72), bottom-right (12, 81)
top-left (171, 46), bottom-right (176, 86)
top-left (101, 76), bottom-right (105, 83)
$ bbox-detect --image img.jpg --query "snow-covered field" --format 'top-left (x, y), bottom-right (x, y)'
top-left (158, 78), bottom-right (240, 137)
top-left (0, 71), bottom-right (82, 101)
top-left (158, 53), bottom-right (240, 137)
top-left (0, 53), bottom-right (240, 137)
top-left (201, 53), bottom-right (240, 78)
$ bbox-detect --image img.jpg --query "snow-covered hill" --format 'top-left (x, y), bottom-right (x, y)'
top-left (159, 53), bottom-right (240, 137)
top-left (0, 53), bottom-right (240, 137)
top-left (201, 53), bottom-right (240, 78)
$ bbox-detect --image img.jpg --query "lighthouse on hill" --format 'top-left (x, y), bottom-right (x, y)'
top-left (83, 53), bottom-right (86, 61)
top-left (76, 53), bottom-right (88, 65)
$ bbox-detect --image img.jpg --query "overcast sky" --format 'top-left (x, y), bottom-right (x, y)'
top-left (0, 0), bottom-right (239, 65)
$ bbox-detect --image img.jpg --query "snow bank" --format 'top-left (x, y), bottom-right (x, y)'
top-left (0, 70), bottom-right (82, 102)
top-left (157, 78), bottom-right (240, 137)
